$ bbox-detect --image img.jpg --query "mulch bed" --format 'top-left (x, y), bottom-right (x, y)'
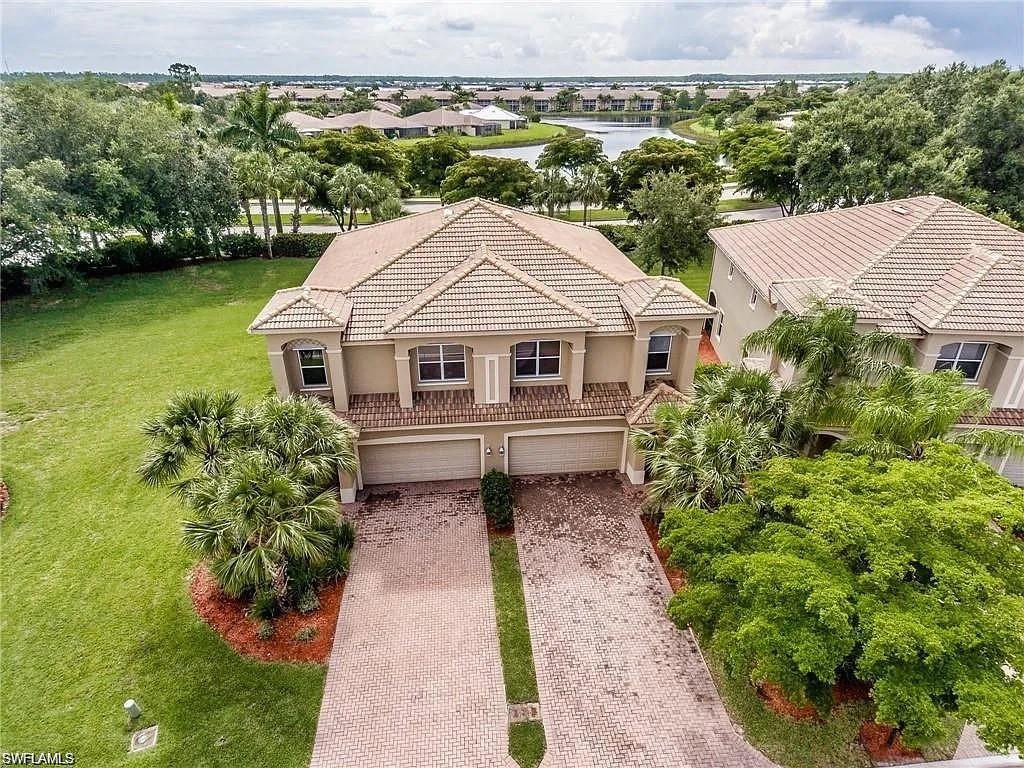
top-left (859, 722), bottom-right (923, 763)
top-left (189, 564), bottom-right (342, 664)
top-left (756, 681), bottom-right (818, 721)
top-left (641, 515), bottom-right (686, 592)
top-left (833, 679), bottom-right (872, 705)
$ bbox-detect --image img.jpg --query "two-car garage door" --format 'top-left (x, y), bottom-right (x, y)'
top-left (359, 439), bottom-right (480, 485)
top-left (507, 431), bottom-right (623, 476)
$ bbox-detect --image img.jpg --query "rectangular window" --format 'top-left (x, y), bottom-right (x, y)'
top-left (717, 313), bottom-right (725, 339)
top-left (514, 340), bottom-right (561, 378)
top-left (417, 344), bottom-right (466, 383)
top-left (727, 264), bottom-right (735, 281)
top-left (297, 348), bottom-right (328, 388)
top-left (749, 288), bottom-right (758, 308)
top-left (646, 334), bottom-right (673, 373)
top-left (934, 341), bottom-right (988, 382)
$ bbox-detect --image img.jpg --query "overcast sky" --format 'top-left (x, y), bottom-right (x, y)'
top-left (2, 1), bottom-right (1022, 76)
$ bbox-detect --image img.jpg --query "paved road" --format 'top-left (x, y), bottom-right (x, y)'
top-left (310, 482), bottom-right (513, 768)
top-left (514, 474), bottom-right (775, 768)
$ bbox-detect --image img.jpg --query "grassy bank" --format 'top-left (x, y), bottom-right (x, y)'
top-left (396, 121), bottom-right (571, 150)
top-left (1, 259), bottom-right (325, 768)
top-left (490, 534), bottom-right (546, 768)
top-left (670, 117), bottom-right (723, 144)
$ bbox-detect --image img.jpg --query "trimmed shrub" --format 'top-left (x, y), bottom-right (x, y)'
top-left (481, 469), bottom-right (514, 528)
top-left (249, 589), bottom-right (281, 621)
top-left (256, 621), bottom-right (274, 640)
top-left (297, 590), bottom-right (320, 614)
top-left (294, 626), bottom-right (317, 642)
top-left (220, 232), bottom-right (265, 260)
top-left (271, 232), bottom-right (335, 259)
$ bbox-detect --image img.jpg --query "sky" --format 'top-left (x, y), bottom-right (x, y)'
top-left (2, 0), bottom-right (1022, 76)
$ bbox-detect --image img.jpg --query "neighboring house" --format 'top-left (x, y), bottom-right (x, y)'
top-left (410, 108), bottom-right (499, 137)
top-left (283, 109), bottom-right (428, 138)
top-left (459, 105), bottom-right (527, 130)
top-left (706, 195), bottom-right (1024, 483)
top-left (249, 198), bottom-right (714, 499)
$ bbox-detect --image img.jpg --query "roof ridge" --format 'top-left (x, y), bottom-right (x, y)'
top-left (381, 245), bottom-right (596, 332)
top-left (473, 198), bottom-right (627, 285)
top-left (248, 286), bottom-right (350, 332)
top-left (847, 197), bottom-right (947, 283)
top-left (916, 244), bottom-right (1009, 329)
top-left (339, 200), bottom-right (480, 292)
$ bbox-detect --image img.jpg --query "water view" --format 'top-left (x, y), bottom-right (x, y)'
top-left (472, 114), bottom-right (693, 166)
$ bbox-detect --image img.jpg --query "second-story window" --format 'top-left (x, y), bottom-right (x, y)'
top-left (296, 348), bottom-right (328, 389)
top-left (417, 344), bottom-right (466, 383)
top-left (749, 288), bottom-right (758, 308)
top-left (646, 333), bottom-right (673, 373)
top-left (515, 340), bottom-right (560, 378)
top-left (934, 341), bottom-right (988, 382)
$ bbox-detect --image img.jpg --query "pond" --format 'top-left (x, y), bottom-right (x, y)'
top-left (471, 114), bottom-right (693, 167)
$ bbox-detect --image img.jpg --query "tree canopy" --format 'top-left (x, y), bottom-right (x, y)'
top-left (536, 135), bottom-right (606, 174)
top-left (630, 171), bottom-right (721, 275)
top-left (304, 126), bottom-right (410, 188)
top-left (404, 134), bottom-right (470, 192)
top-left (662, 443), bottom-right (1024, 751)
top-left (439, 156), bottom-right (537, 206)
top-left (613, 137), bottom-right (722, 208)
top-left (733, 134), bottom-right (799, 215)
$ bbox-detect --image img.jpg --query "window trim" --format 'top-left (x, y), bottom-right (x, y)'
top-left (416, 343), bottom-right (468, 385)
top-left (295, 346), bottom-right (330, 390)
top-left (934, 341), bottom-right (989, 383)
top-left (716, 312), bottom-right (724, 339)
top-left (513, 339), bottom-right (562, 380)
top-left (749, 288), bottom-right (758, 309)
top-left (645, 332), bottom-right (673, 374)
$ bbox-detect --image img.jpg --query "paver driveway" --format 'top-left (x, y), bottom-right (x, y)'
top-left (310, 482), bottom-right (513, 768)
top-left (515, 473), bottom-right (775, 768)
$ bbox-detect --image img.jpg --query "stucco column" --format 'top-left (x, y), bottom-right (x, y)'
top-left (498, 350), bottom-right (511, 402)
top-left (324, 346), bottom-right (349, 412)
top-left (992, 353), bottom-right (1024, 408)
top-left (395, 352), bottom-right (413, 408)
top-left (628, 335), bottom-right (649, 396)
top-left (339, 467), bottom-right (357, 504)
top-left (674, 332), bottom-right (702, 393)
top-left (267, 348), bottom-right (290, 398)
top-left (625, 443), bottom-right (645, 485)
top-left (569, 342), bottom-right (586, 401)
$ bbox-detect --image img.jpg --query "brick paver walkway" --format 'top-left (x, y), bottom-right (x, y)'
top-left (514, 474), bottom-right (775, 768)
top-left (309, 482), bottom-right (513, 768)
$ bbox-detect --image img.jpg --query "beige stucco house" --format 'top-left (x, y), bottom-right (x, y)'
top-left (705, 195), bottom-right (1024, 484)
top-left (250, 198), bottom-right (714, 500)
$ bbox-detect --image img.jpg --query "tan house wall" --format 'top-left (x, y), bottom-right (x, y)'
top-left (345, 344), bottom-right (399, 395)
top-left (708, 246), bottom-right (778, 367)
top-left (914, 332), bottom-right (1024, 408)
top-left (583, 335), bottom-right (632, 382)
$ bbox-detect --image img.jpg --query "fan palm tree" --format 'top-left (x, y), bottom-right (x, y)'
top-left (532, 168), bottom-right (571, 217)
top-left (279, 152), bottom-right (323, 233)
top-left (232, 151), bottom-right (276, 257)
top-left (327, 164), bottom-right (374, 230)
top-left (220, 84), bottom-right (300, 234)
top-left (140, 392), bottom-right (358, 604)
top-left (742, 302), bottom-right (914, 414)
top-left (573, 163), bottom-right (608, 225)
top-left (363, 173), bottom-right (403, 223)
top-left (821, 367), bottom-right (1024, 461)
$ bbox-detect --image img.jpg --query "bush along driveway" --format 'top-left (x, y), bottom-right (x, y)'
top-left (512, 473), bottom-right (774, 768)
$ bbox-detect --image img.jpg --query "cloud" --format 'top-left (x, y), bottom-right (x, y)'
top-left (443, 17), bottom-right (475, 31)
top-left (515, 41), bottom-right (541, 59)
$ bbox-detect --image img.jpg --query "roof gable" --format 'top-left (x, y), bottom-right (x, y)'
top-left (249, 287), bottom-right (351, 333)
top-left (619, 277), bottom-right (714, 319)
top-left (382, 246), bottom-right (597, 334)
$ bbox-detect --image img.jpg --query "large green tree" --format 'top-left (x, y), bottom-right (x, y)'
top-left (404, 134), bottom-right (470, 192)
top-left (439, 156), bottom-right (537, 206)
top-left (614, 137), bottom-right (722, 208)
top-left (531, 168), bottom-right (571, 217)
top-left (733, 134), bottom-right (799, 215)
top-left (662, 443), bottom-right (1024, 751)
top-left (305, 126), bottom-right (410, 189)
top-left (630, 171), bottom-right (721, 275)
top-left (536, 135), bottom-right (606, 175)
top-left (572, 163), bottom-right (608, 225)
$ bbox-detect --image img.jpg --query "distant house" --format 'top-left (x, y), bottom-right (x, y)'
top-left (373, 100), bottom-right (402, 115)
top-left (411, 108), bottom-right (499, 137)
top-left (283, 110), bottom-right (428, 139)
top-left (459, 105), bottom-right (527, 130)
top-left (706, 196), bottom-right (1024, 484)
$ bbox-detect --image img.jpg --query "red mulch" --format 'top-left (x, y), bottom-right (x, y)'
top-left (189, 564), bottom-right (342, 664)
top-left (642, 515), bottom-right (686, 592)
top-left (833, 679), bottom-right (872, 704)
top-left (699, 333), bottom-right (721, 365)
top-left (859, 722), bottom-right (923, 763)
top-left (756, 681), bottom-right (818, 721)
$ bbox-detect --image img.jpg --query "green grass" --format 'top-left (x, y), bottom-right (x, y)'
top-left (706, 650), bottom-right (962, 767)
top-left (674, 257), bottom-right (713, 298)
top-left (717, 198), bottom-right (776, 213)
top-left (670, 117), bottom-right (723, 144)
top-left (395, 121), bottom-right (569, 149)
top-left (509, 722), bottom-right (546, 768)
top-left (1, 259), bottom-right (325, 767)
top-left (489, 534), bottom-right (545, 767)
top-left (555, 208), bottom-right (629, 223)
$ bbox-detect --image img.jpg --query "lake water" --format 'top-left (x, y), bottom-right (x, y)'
top-left (472, 114), bottom-right (692, 167)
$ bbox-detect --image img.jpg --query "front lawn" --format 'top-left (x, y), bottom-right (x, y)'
top-left (396, 121), bottom-right (568, 149)
top-left (670, 117), bottom-right (723, 144)
top-left (1, 259), bottom-right (324, 767)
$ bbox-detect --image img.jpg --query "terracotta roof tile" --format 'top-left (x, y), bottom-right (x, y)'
top-left (619, 277), bottom-right (714, 319)
top-left (627, 381), bottom-right (689, 426)
top-left (249, 287), bottom-right (351, 332)
top-left (972, 408), bottom-right (1024, 428)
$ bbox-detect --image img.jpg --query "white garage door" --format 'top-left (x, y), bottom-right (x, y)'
top-left (987, 453), bottom-right (1024, 487)
top-left (508, 431), bottom-right (623, 476)
top-left (360, 439), bottom-right (480, 485)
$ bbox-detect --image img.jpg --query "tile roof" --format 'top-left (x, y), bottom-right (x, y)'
top-left (709, 196), bottom-right (1024, 336)
top-left (973, 409), bottom-right (1024, 429)
top-left (619, 277), bottom-right (714, 320)
top-left (297, 199), bottom-right (648, 341)
top-left (382, 246), bottom-right (596, 334)
top-left (627, 381), bottom-right (689, 426)
top-left (249, 287), bottom-right (351, 332)
top-left (345, 382), bottom-right (636, 430)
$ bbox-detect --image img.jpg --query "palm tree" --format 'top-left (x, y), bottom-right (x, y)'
top-left (822, 367), bottom-right (1024, 461)
top-left (742, 302), bottom-right (914, 414)
top-left (327, 164), bottom-right (373, 230)
top-left (573, 163), bottom-right (607, 225)
top-left (532, 168), bottom-right (571, 217)
top-left (363, 173), bottom-right (403, 223)
top-left (140, 392), bottom-right (359, 606)
top-left (220, 84), bottom-right (300, 234)
top-left (232, 151), bottom-right (276, 257)
top-left (279, 152), bottom-right (323, 233)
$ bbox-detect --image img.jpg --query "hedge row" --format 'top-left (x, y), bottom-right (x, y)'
top-left (271, 232), bottom-right (335, 259)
